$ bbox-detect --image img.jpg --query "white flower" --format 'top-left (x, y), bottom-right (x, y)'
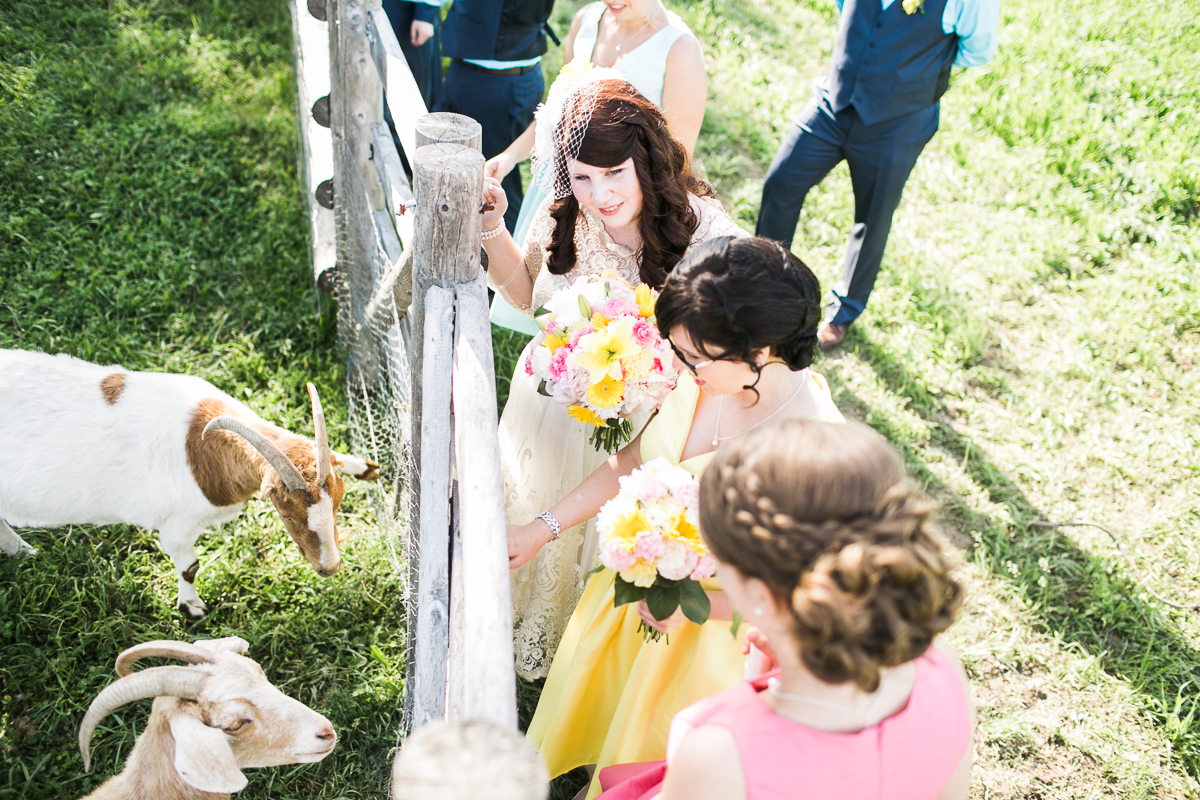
top-left (530, 345), bottom-right (552, 379)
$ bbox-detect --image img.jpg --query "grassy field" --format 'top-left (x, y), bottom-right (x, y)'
top-left (3, 0), bottom-right (1199, 798)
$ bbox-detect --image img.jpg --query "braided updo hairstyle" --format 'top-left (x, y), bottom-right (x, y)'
top-left (700, 419), bottom-right (963, 692)
top-left (546, 79), bottom-right (715, 288)
top-left (655, 236), bottom-right (822, 399)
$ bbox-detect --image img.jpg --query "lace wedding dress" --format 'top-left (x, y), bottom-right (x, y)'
top-left (500, 194), bottom-right (746, 680)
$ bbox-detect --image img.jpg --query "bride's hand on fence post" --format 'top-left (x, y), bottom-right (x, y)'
top-left (481, 177), bottom-right (508, 235)
top-left (507, 521), bottom-right (553, 569)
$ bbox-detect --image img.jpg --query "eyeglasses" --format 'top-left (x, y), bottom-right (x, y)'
top-left (669, 341), bottom-right (725, 374)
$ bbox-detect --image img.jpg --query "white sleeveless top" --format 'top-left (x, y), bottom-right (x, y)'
top-left (570, 2), bottom-right (699, 107)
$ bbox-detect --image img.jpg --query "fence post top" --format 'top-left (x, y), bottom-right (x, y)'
top-left (413, 142), bottom-right (485, 172)
top-left (415, 113), bottom-right (484, 151)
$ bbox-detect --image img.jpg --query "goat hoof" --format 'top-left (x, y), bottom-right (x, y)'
top-left (16, 545), bottom-right (38, 558)
top-left (178, 600), bottom-right (209, 621)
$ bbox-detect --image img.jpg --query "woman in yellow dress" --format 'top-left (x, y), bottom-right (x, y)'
top-left (505, 236), bottom-right (845, 798)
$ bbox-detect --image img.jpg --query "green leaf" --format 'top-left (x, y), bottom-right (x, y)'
top-left (645, 582), bottom-right (681, 621)
top-left (536, 380), bottom-right (551, 397)
top-left (586, 564), bottom-right (607, 576)
top-left (614, 575), bottom-right (646, 607)
top-left (533, 305), bottom-right (550, 317)
top-left (730, 609), bottom-right (744, 638)
top-left (679, 579), bottom-right (712, 625)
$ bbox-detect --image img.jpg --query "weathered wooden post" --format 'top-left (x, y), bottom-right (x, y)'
top-left (407, 135), bottom-right (485, 730)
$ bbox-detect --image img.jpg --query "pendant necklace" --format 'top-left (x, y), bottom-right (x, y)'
top-left (711, 377), bottom-right (806, 448)
top-left (612, 5), bottom-right (662, 52)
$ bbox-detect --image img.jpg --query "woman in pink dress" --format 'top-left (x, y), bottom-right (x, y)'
top-left (597, 418), bottom-right (974, 800)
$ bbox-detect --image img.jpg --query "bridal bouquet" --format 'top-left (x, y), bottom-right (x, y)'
top-left (595, 458), bottom-right (718, 642)
top-left (524, 273), bottom-right (678, 453)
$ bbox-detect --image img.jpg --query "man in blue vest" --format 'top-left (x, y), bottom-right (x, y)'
top-left (756, 0), bottom-right (999, 350)
top-left (437, 0), bottom-right (557, 232)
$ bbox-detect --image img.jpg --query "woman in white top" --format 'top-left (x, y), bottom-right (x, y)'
top-left (481, 75), bottom-right (745, 680)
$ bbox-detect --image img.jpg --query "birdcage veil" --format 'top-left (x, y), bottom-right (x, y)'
top-left (530, 66), bottom-right (628, 200)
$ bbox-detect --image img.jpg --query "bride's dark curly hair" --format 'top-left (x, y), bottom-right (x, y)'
top-left (654, 236), bottom-right (823, 401)
top-left (546, 79), bottom-right (715, 289)
top-left (700, 419), bottom-right (963, 692)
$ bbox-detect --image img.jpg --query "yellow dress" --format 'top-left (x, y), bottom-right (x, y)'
top-left (528, 371), bottom-right (843, 798)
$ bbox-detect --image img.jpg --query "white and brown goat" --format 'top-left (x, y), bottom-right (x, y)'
top-left (0, 349), bottom-right (378, 618)
top-left (79, 637), bottom-right (336, 800)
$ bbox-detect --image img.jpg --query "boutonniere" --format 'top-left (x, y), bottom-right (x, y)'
top-left (902, 0), bottom-right (926, 14)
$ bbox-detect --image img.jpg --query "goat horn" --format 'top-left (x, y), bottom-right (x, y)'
top-left (115, 640), bottom-right (218, 678)
top-left (204, 416), bottom-right (307, 493)
top-left (79, 667), bottom-right (209, 773)
top-left (307, 383), bottom-right (331, 485)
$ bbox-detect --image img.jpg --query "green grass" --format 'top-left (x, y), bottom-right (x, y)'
top-left (0, 1), bottom-right (404, 798)
top-left (4, 0), bottom-right (1200, 796)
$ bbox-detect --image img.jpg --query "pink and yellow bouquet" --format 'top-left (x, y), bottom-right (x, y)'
top-left (525, 273), bottom-right (678, 453)
top-left (595, 458), bottom-right (717, 642)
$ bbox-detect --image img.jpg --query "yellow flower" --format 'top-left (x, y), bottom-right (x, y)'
top-left (545, 332), bottom-right (565, 353)
top-left (622, 351), bottom-right (654, 381)
top-left (601, 269), bottom-right (620, 280)
top-left (591, 313), bottom-right (610, 330)
top-left (587, 376), bottom-right (625, 409)
top-left (574, 318), bottom-right (642, 383)
top-left (621, 559), bottom-right (658, 588)
top-left (635, 285), bottom-right (657, 318)
top-left (609, 509), bottom-right (650, 544)
top-left (568, 405), bottom-right (605, 427)
top-left (902, 0), bottom-right (925, 13)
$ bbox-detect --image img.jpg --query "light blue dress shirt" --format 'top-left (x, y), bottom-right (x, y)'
top-left (836, 0), bottom-right (1000, 68)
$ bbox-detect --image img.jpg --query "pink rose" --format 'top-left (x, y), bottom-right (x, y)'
top-left (634, 477), bottom-right (668, 503)
top-left (602, 540), bottom-right (638, 571)
top-left (633, 531), bottom-right (666, 561)
top-left (548, 347), bottom-right (570, 380)
top-left (632, 319), bottom-right (656, 346)
top-left (674, 482), bottom-right (700, 511)
top-left (690, 554), bottom-right (717, 581)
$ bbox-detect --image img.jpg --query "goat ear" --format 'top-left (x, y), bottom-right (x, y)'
top-left (259, 474), bottom-right (275, 502)
top-left (169, 715), bottom-right (248, 794)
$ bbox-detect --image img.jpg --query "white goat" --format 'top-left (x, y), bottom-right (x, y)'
top-left (79, 637), bottom-right (336, 800)
top-left (0, 349), bottom-right (378, 618)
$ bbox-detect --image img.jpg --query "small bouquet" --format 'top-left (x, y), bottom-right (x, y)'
top-left (524, 273), bottom-right (678, 453)
top-left (595, 458), bottom-right (718, 642)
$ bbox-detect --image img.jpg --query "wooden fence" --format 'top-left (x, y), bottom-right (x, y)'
top-left (288, 0), bottom-right (518, 733)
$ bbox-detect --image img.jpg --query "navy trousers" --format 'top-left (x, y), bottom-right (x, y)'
top-left (756, 99), bottom-right (938, 327)
top-left (437, 60), bottom-right (544, 232)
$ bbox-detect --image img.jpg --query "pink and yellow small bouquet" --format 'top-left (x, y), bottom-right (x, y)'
top-left (595, 458), bottom-right (717, 642)
top-left (525, 273), bottom-right (678, 453)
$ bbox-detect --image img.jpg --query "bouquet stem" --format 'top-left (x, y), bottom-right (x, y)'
top-left (590, 418), bottom-right (634, 454)
top-left (638, 621), bottom-right (669, 644)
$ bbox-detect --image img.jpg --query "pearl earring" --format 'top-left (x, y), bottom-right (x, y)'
top-left (753, 607), bottom-right (763, 616)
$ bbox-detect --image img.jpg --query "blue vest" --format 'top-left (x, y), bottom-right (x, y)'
top-left (441, 0), bottom-right (556, 62)
top-left (823, 0), bottom-right (958, 126)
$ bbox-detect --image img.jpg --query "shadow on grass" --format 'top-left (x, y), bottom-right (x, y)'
top-left (836, 327), bottom-right (1200, 777)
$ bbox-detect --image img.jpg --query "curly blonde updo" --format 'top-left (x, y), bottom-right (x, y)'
top-left (699, 419), bottom-right (963, 692)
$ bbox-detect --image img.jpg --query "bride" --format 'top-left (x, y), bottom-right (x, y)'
top-left (480, 73), bottom-right (745, 680)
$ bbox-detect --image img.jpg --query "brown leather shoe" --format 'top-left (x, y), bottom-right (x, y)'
top-left (817, 322), bottom-right (847, 351)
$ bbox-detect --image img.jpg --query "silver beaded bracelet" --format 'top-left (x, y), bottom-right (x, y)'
top-left (536, 511), bottom-right (561, 541)
top-left (481, 224), bottom-right (505, 241)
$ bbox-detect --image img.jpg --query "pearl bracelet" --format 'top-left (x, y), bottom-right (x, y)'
top-left (481, 223), bottom-right (505, 241)
top-left (536, 511), bottom-right (561, 541)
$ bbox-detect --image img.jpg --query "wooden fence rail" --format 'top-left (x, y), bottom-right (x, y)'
top-left (287, 0), bottom-right (517, 737)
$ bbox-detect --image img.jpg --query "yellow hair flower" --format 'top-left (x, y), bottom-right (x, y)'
top-left (586, 376), bottom-right (625, 409)
top-left (621, 559), bottom-right (658, 588)
top-left (635, 285), bottom-right (657, 318)
top-left (574, 318), bottom-right (641, 383)
top-left (567, 405), bottom-right (605, 427)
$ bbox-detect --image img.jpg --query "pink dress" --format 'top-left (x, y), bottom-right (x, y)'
top-left (596, 645), bottom-right (971, 800)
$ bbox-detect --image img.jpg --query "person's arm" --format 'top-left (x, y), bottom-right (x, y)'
top-left (480, 177), bottom-right (536, 309)
top-left (507, 426), bottom-right (646, 568)
top-left (933, 637), bottom-right (974, 800)
top-left (660, 725), bottom-right (746, 800)
top-left (945, 0), bottom-right (1000, 68)
top-left (659, 36), bottom-right (707, 154)
top-left (485, 6), bottom-right (589, 180)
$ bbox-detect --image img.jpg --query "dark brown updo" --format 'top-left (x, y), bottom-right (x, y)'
top-left (699, 419), bottom-right (963, 692)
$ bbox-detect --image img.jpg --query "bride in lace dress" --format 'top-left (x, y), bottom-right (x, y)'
top-left (480, 74), bottom-right (746, 680)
